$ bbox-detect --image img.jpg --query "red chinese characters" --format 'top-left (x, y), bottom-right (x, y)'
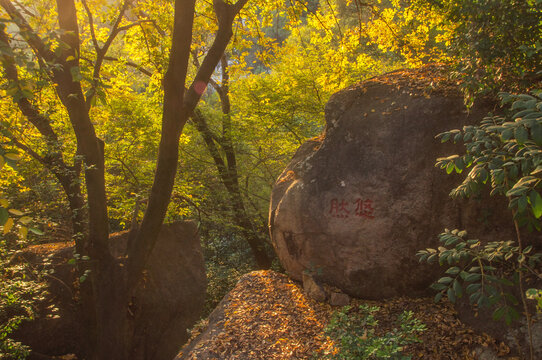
top-left (329, 198), bottom-right (375, 219)
top-left (355, 198), bottom-right (375, 219)
top-left (329, 199), bottom-right (350, 218)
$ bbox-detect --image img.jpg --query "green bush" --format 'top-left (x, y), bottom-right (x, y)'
top-left (418, 90), bottom-right (542, 359)
top-left (0, 254), bottom-right (47, 359)
top-left (321, 305), bottom-right (425, 360)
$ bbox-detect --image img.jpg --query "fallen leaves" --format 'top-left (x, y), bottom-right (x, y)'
top-left (180, 270), bottom-right (508, 359)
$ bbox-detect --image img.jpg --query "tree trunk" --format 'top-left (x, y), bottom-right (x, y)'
top-left (190, 54), bottom-right (272, 268)
top-left (127, 0), bottom-right (250, 288)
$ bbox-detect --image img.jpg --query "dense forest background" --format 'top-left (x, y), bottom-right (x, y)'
top-left (0, 0), bottom-right (540, 358)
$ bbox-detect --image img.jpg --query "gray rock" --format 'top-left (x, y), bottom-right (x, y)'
top-left (13, 221), bottom-right (206, 360)
top-left (121, 221), bottom-right (206, 360)
top-left (330, 292), bottom-right (350, 307)
top-left (473, 346), bottom-right (499, 360)
top-left (269, 67), bottom-right (517, 299)
top-left (303, 273), bottom-right (327, 302)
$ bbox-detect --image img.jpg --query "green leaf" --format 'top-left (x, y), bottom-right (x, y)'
top-left (70, 66), bottom-right (83, 82)
top-left (29, 227), bottom-right (44, 235)
top-left (455, 158), bottom-right (465, 172)
top-left (4, 153), bottom-right (21, 161)
top-left (492, 306), bottom-right (506, 321)
top-left (518, 195), bottom-right (528, 213)
top-left (3, 217), bottom-right (13, 234)
top-left (453, 279), bottom-right (463, 298)
top-left (445, 267), bottom-right (460, 275)
top-left (440, 132), bottom-right (451, 143)
top-left (466, 283), bottom-right (481, 294)
top-left (515, 126), bottom-right (529, 145)
top-left (526, 288), bottom-right (541, 299)
top-left (20, 216), bottom-right (32, 224)
top-left (19, 226), bottom-right (28, 239)
top-left (504, 307), bottom-right (519, 325)
top-left (0, 207), bottom-right (8, 225)
top-left (454, 132), bottom-right (462, 143)
top-left (528, 190), bottom-right (542, 218)
top-left (438, 277), bottom-right (453, 284)
top-left (434, 292), bottom-right (443, 303)
top-left (500, 278), bottom-right (514, 287)
top-left (19, 89), bottom-right (34, 99)
top-left (531, 123), bottom-right (542, 145)
top-left (469, 292), bottom-right (481, 304)
top-left (8, 209), bottom-right (23, 216)
top-left (446, 161), bottom-right (455, 174)
top-left (430, 283), bottom-right (447, 291)
top-left (502, 128), bottom-right (514, 141)
top-left (464, 273), bottom-right (481, 282)
top-left (506, 186), bottom-right (527, 197)
top-left (447, 287), bottom-right (456, 303)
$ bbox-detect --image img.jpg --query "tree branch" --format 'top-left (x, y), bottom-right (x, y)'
top-left (0, 0), bottom-right (54, 63)
top-left (0, 27), bottom-right (61, 147)
top-left (87, 0), bottom-right (132, 109)
top-left (81, 0), bottom-right (100, 53)
top-left (183, 0), bottom-right (246, 113)
top-left (6, 134), bottom-right (46, 165)
top-left (104, 56), bottom-right (152, 76)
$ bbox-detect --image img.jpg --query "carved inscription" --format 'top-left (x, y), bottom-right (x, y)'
top-left (329, 198), bottom-right (375, 219)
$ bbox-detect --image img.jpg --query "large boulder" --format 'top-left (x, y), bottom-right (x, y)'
top-left (12, 221), bottom-right (206, 360)
top-left (269, 66), bottom-right (517, 299)
top-left (121, 221), bottom-right (206, 360)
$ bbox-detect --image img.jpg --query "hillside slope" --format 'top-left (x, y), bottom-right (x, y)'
top-left (178, 271), bottom-right (508, 359)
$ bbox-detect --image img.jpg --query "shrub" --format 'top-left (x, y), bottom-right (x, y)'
top-left (418, 90), bottom-right (542, 359)
top-left (0, 253), bottom-right (47, 359)
top-left (321, 305), bottom-right (425, 360)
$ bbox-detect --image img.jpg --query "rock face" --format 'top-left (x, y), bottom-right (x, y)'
top-left (121, 221), bottom-right (206, 360)
top-left (302, 273), bottom-right (327, 302)
top-left (12, 221), bottom-right (206, 360)
top-left (269, 67), bottom-right (516, 299)
top-left (329, 292), bottom-right (350, 307)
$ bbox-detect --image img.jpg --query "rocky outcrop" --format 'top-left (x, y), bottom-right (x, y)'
top-left (176, 271), bottom-right (332, 360)
top-left (177, 270), bottom-right (507, 359)
top-left (302, 273), bottom-right (327, 302)
top-left (12, 221), bottom-right (206, 360)
top-left (121, 221), bottom-right (206, 360)
top-left (269, 66), bottom-right (516, 299)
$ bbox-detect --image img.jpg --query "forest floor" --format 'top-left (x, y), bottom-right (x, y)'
top-left (9, 243), bottom-right (519, 359)
top-left (179, 271), bottom-right (516, 360)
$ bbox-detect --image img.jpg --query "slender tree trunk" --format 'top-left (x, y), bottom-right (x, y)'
top-left (190, 54), bottom-right (272, 268)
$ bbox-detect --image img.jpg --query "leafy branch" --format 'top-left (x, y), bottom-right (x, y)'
top-left (420, 90), bottom-right (542, 359)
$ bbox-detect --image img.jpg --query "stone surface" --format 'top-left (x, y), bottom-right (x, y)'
top-left (269, 66), bottom-right (518, 299)
top-left (12, 221), bottom-right (206, 360)
top-left (302, 273), bottom-right (327, 302)
top-left (329, 292), bottom-right (350, 307)
top-left (112, 221), bottom-right (207, 360)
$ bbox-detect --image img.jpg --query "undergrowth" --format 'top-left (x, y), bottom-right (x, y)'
top-left (320, 304), bottom-right (426, 360)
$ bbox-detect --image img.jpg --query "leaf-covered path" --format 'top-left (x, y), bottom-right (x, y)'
top-left (178, 270), bottom-right (508, 359)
